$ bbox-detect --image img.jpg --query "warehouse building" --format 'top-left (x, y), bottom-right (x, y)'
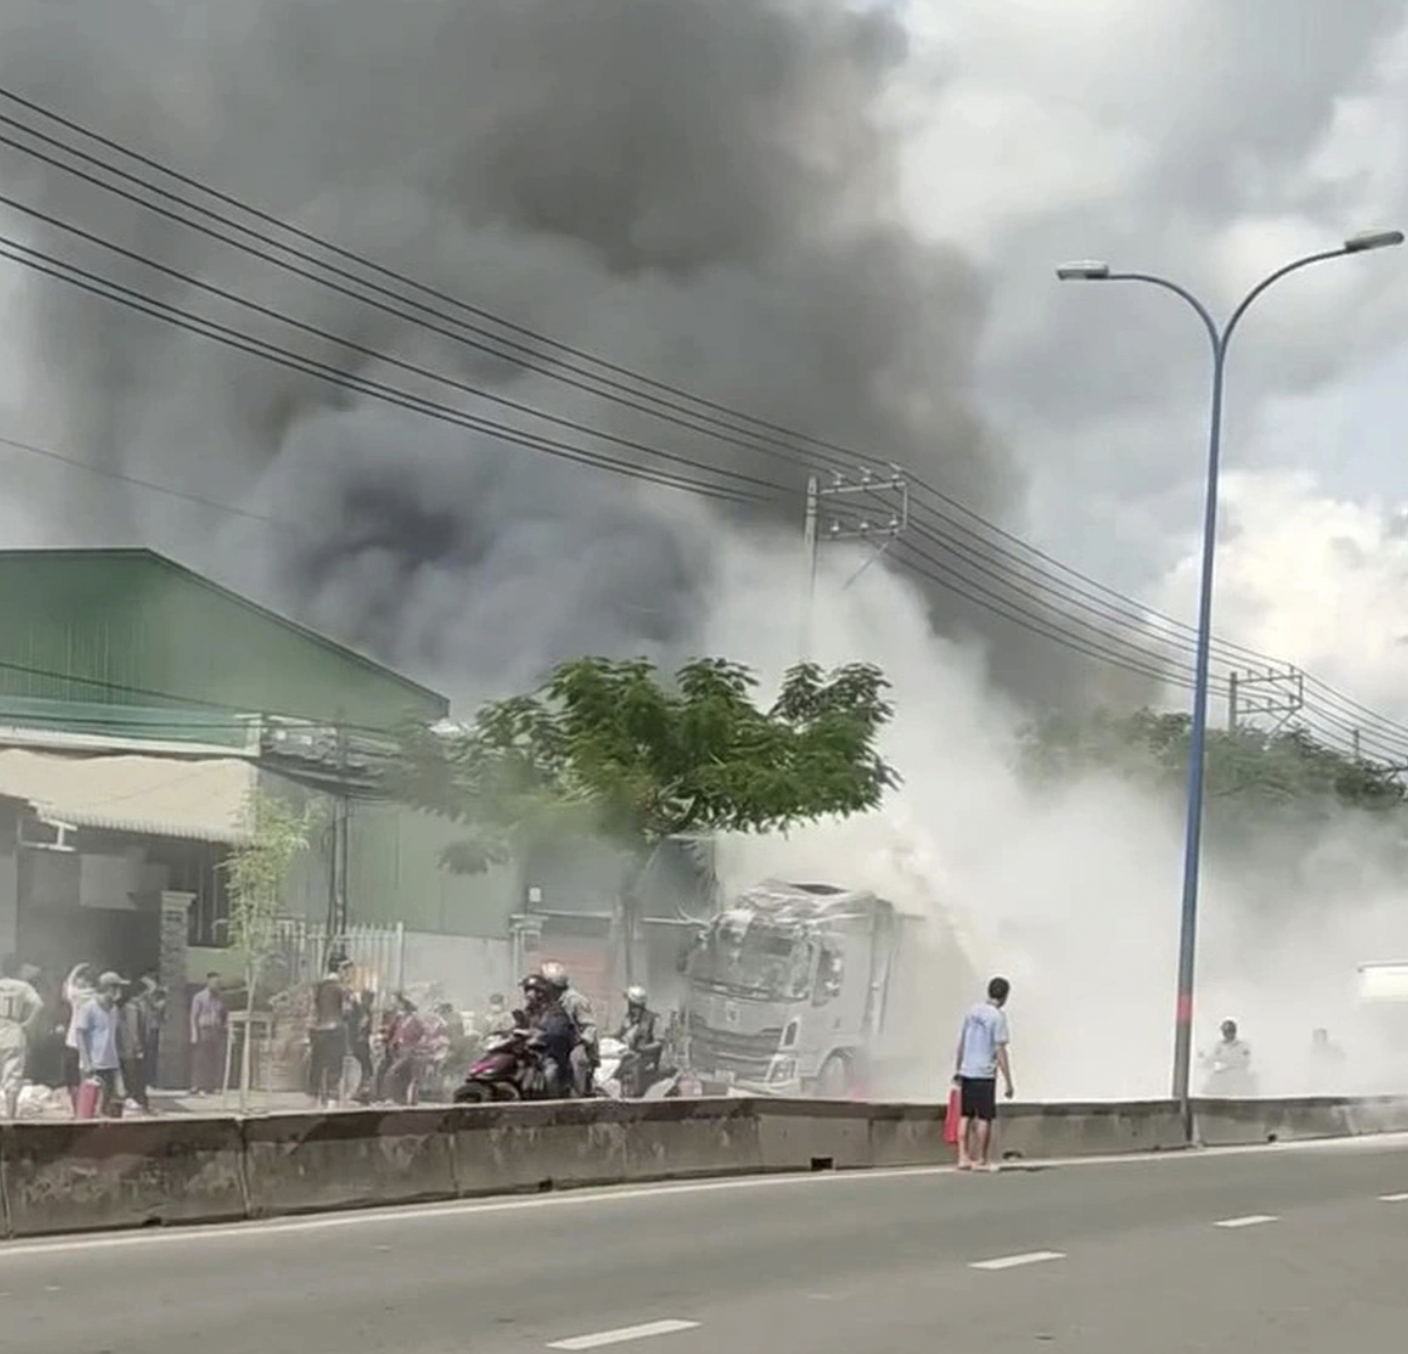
top-left (0, 548), bottom-right (524, 1085)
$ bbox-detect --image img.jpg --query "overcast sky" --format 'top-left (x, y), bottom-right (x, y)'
top-left (887, 0), bottom-right (1408, 714)
top-left (0, 0), bottom-right (1405, 720)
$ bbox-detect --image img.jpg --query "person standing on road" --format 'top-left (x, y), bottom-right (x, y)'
top-left (62, 963), bottom-right (97, 1113)
top-left (952, 976), bottom-right (1014, 1173)
top-left (308, 957), bottom-right (353, 1106)
top-left (73, 972), bottom-right (126, 1118)
top-left (480, 992), bottom-right (514, 1038)
top-left (0, 954), bottom-right (43, 1118)
top-left (137, 974), bottom-right (167, 1083)
top-left (116, 984), bottom-right (151, 1113)
top-left (347, 989), bottom-right (376, 1103)
top-left (189, 972), bottom-right (227, 1096)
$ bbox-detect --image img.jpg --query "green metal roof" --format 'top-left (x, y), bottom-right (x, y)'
top-left (0, 548), bottom-right (450, 728)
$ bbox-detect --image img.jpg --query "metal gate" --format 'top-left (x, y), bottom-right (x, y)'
top-left (271, 919), bottom-right (407, 998)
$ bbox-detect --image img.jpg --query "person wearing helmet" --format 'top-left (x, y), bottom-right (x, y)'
top-left (1201, 1018), bottom-right (1254, 1097)
top-left (539, 962), bottom-right (598, 1096)
top-left (615, 985), bottom-right (664, 1098)
top-left (520, 973), bottom-right (576, 1097)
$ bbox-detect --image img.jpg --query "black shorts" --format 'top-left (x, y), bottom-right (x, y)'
top-left (958, 1075), bottom-right (998, 1122)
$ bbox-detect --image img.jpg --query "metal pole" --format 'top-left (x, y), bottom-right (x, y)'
top-left (800, 474), bottom-right (819, 659)
top-left (1227, 671), bottom-right (1239, 733)
top-left (1171, 339), bottom-right (1227, 1134)
top-left (1057, 238), bottom-right (1402, 1141)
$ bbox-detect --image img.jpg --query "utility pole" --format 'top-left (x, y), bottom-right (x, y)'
top-left (798, 466), bottom-right (909, 657)
top-left (1227, 666), bottom-right (1303, 733)
top-left (325, 719), bottom-right (351, 943)
top-left (800, 475), bottom-right (820, 658)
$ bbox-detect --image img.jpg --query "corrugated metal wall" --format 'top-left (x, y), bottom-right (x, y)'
top-left (266, 772), bottom-right (521, 939)
top-left (0, 549), bottom-right (446, 730)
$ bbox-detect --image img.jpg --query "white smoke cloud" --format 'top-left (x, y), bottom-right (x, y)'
top-left (702, 531), bottom-right (1408, 1100)
top-left (892, 0), bottom-right (1408, 605)
top-left (1156, 469), bottom-right (1408, 727)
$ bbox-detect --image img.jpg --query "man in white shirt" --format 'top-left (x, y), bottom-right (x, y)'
top-left (952, 975), bottom-right (1014, 1172)
top-left (0, 954), bottom-right (43, 1118)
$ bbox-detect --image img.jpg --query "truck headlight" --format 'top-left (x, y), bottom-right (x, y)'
top-left (767, 1057), bottom-right (797, 1084)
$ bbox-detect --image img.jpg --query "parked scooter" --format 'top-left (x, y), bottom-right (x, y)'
top-left (453, 1026), bottom-right (560, 1102)
top-left (595, 1035), bottom-right (680, 1100)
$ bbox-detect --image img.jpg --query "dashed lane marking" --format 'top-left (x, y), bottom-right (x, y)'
top-left (1214, 1215), bottom-right (1279, 1229)
top-left (546, 1319), bottom-right (701, 1350)
top-left (969, 1251), bottom-right (1067, 1271)
top-left (1380, 1193), bottom-right (1408, 1203)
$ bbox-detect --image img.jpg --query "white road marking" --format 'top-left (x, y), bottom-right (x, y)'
top-left (546, 1319), bottom-right (700, 1350)
top-left (969, 1250), bottom-right (1066, 1271)
top-left (1, 1129), bottom-right (1405, 1260)
top-left (1214, 1215), bottom-right (1279, 1229)
top-left (1380, 1192), bottom-right (1408, 1203)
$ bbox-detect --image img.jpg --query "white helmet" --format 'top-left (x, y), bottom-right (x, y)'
top-left (540, 961), bottom-right (570, 991)
top-left (625, 985), bottom-right (648, 1007)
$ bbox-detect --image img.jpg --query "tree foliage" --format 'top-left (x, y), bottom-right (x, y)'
top-left (221, 790), bottom-right (322, 1106)
top-left (223, 790), bottom-right (322, 987)
top-left (1019, 708), bottom-right (1405, 824)
top-left (389, 656), bottom-right (900, 872)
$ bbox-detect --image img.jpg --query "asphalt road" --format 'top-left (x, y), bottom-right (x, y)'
top-left (3, 1134), bottom-right (1407, 1354)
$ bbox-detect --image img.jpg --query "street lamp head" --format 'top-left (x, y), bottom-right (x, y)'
top-left (1056, 260), bottom-right (1112, 281)
top-left (1343, 229), bottom-right (1405, 253)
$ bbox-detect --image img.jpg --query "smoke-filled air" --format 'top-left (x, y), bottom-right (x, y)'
top-left (1, 0), bottom-right (1405, 1102)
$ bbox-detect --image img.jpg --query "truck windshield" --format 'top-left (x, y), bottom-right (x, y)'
top-left (688, 923), bottom-right (815, 999)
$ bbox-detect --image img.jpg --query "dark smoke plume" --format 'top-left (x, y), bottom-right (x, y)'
top-left (0, 0), bottom-right (1097, 704)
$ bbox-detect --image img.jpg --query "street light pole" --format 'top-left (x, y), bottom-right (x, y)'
top-left (1056, 229), bottom-right (1403, 1137)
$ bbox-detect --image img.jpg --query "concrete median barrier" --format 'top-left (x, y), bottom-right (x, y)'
top-left (1193, 1095), bottom-right (1408, 1147)
top-left (242, 1107), bottom-right (457, 1217)
top-left (755, 1098), bottom-right (872, 1170)
top-left (0, 1117), bottom-right (247, 1237)
top-left (5, 1093), bottom-right (1408, 1239)
top-left (452, 1098), bottom-right (631, 1196)
top-left (623, 1096), bottom-right (763, 1180)
top-left (998, 1100), bottom-right (1189, 1161)
top-left (867, 1102), bottom-right (945, 1167)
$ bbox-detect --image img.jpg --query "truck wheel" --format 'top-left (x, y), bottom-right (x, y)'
top-left (816, 1053), bottom-right (852, 1099)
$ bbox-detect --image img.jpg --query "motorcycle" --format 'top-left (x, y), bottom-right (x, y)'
top-left (453, 1026), bottom-right (559, 1103)
top-left (595, 1035), bottom-right (680, 1100)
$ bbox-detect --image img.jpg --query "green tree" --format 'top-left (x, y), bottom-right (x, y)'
top-left (389, 656), bottom-right (900, 978)
top-left (1019, 708), bottom-right (1405, 827)
top-left (221, 790), bottom-right (321, 1109)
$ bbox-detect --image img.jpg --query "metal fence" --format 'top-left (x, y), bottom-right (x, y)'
top-left (270, 919), bottom-right (407, 999)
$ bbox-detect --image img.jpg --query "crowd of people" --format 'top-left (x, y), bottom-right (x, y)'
top-left (306, 955), bottom-right (514, 1107)
top-left (0, 958), bottom-right (170, 1120)
top-left (0, 946), bottom-right (674, 1119)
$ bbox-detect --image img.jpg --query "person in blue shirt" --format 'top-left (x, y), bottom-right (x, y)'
top-left (952, 976), bottom-right (1014, 1172)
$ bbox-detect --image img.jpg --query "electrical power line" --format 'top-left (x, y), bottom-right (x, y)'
top-left (3, 86), bottom-right (1407, 761)
top-left (0, 92), bottom-right (1357, 684)
top-left (0, 235), bottom-right (769, 507)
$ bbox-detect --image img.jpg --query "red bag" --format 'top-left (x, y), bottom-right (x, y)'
top-left (942, 1086), bottom-right (962, 1145)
